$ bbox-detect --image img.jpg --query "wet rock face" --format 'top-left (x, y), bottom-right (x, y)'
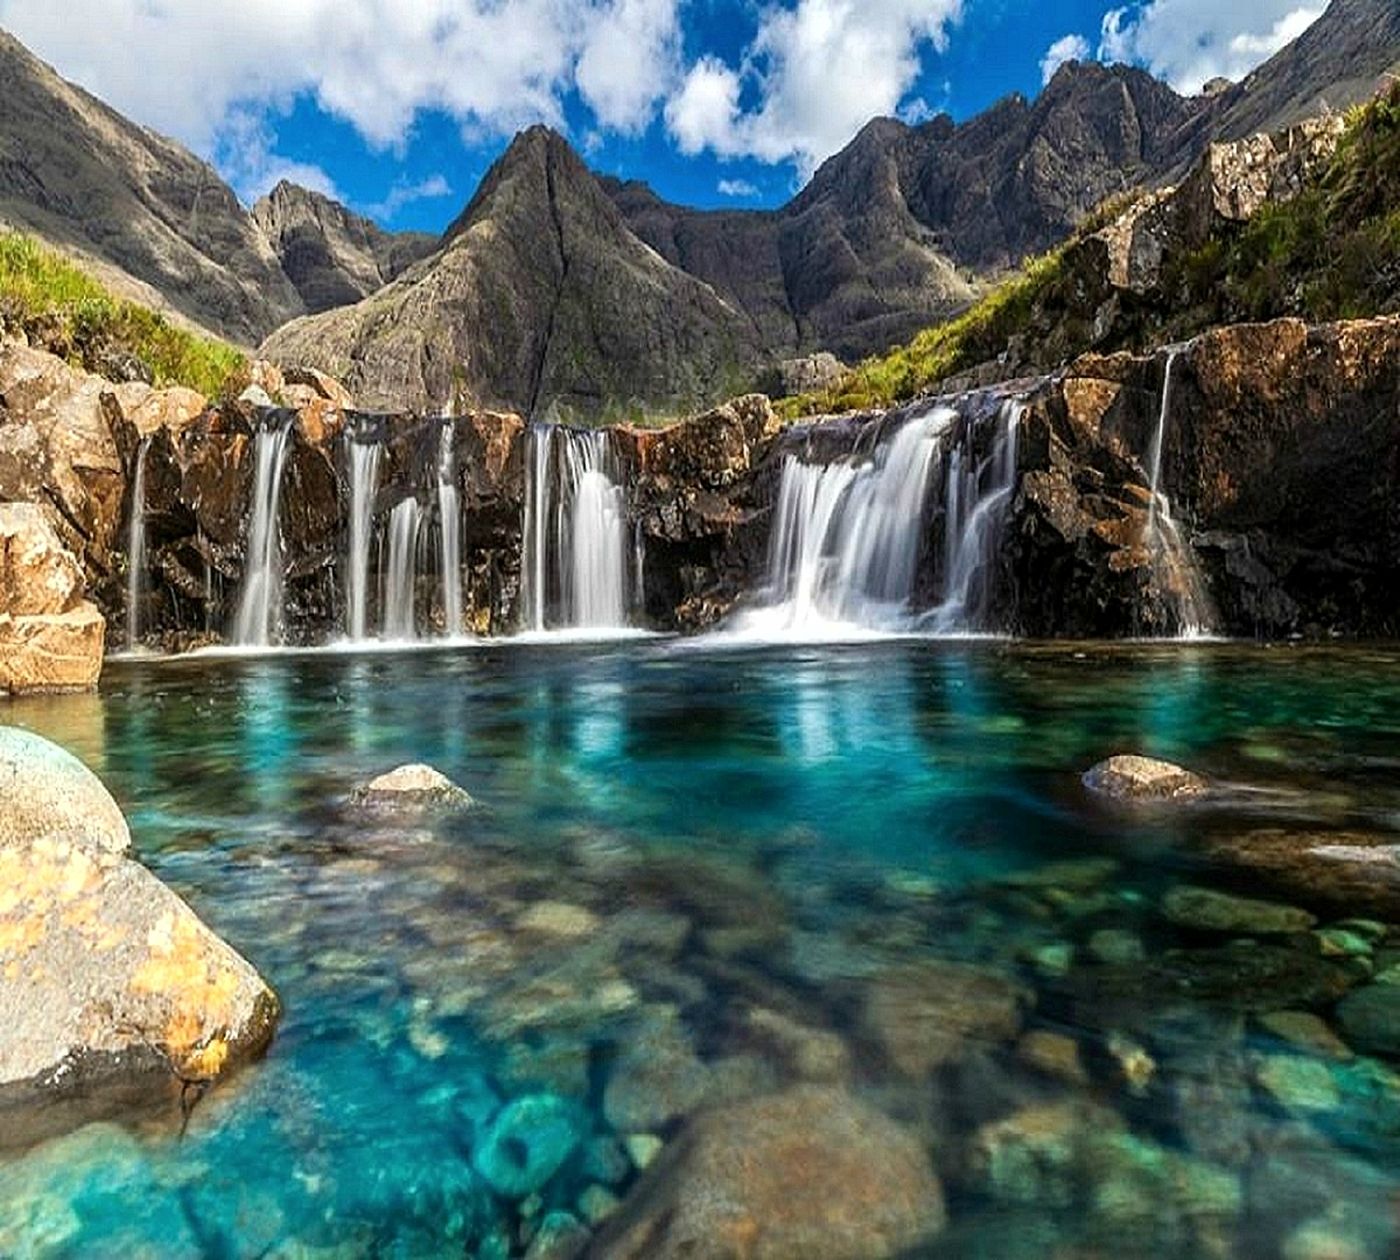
top-left (0, 504), bottom-right (104, 693)
top-left (0, 729), bottom-right (279, 1145)
top-left (593, 1085), bottom-right (946, 1259)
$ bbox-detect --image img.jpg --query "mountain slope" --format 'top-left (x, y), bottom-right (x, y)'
top-left (261, 128), bottom-right (760, 418)
top-left (0, 30), bottom-right (303, 345)
top-left (1206, 0), bottom-right (1400, 142)
top-left (252, 182), bottom-right (437, 315)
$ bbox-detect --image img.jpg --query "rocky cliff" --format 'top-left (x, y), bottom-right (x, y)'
top-left (261, 128), bottom-right (761, 420)
top-left (251, 182), bottom-right (437, 316)
top-left (0, 32), bottom-right (303, 345)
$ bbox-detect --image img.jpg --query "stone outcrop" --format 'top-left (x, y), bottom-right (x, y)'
top-left (0, 504), bottom-right (103, 693)
top-left (251, 181), bottom-right (436, 316)
top-left (594, 1086), bottom-right (946, 1259)
top-left (0, 728), bottom-right (279, 1146)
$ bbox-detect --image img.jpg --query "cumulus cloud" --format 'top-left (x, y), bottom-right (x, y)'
top-left (1098, 0), bottom-right (1325, 95)
top-left (1041, 34), bottom-right (1091, 86)
top-left (362, 174), bottom-right (454, 223)
top-left (214, 108), bottom-right (341, 204)
top-left (665, 0), bottom-right (964, 177)
top-left (0, 0), bottom-right (683, 185)
top-left (717, 177), bottom-right (759, 197)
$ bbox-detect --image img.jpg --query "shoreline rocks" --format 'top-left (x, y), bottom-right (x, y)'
top-left (0, 728), bottom-right (279, 1146)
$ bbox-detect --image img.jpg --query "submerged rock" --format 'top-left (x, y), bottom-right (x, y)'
top-left (594, 1085), bottom-right (945, 1258)
top-left (350, 763), bottom-right (475, 812)
top-left (1334, 984), bottom-right (1400, 1058)
top-left (0, 732), bottom-right (279, 1136)
top-left (1083, 755), bottom-right (1208, 802)
top-left (1161, 885), bottom-right (1316, 935)
top-left (472, 1093), bottom-right (583, 1199)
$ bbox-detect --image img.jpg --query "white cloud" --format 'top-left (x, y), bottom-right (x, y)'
top-left (1098, 1), bottom-right (1325, 95)
top-left (0, 0), bottom-right (684, 184)
top-left (362, 174), bottom-right (454, 222)
top-left (214, 108), bottom-right (341, 204)
top-left (665, 0), bottom-right (964, 178)
top-left (717, 177), bottom-right (759, 197)
top-left (1041, 34), bottom-right (1091, 86)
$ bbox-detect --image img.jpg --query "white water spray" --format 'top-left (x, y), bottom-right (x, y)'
top-left (437, 422), bottom-right (463, 637)
top-left (383, 499), bottom-right (421, 642)
top-left (233, 421), bottom-right (292, 646)
top-left (346, 439), bottom-right (381, 641)
top-left (126, 437), bottom-right (150, 650)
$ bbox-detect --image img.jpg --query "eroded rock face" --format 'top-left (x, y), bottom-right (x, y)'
top-left (594, 1085), bottom-right (946, 1259)
top-left (0, 504), bottom-right (104, 693)
top-left (0, 730), bottom-right (279, 1145)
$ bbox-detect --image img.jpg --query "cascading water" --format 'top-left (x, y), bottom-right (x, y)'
top-left (520, 426), bottom-right (632, 632)
top-left (437, 422), bottom-right (463, 638)
top-left (346, 439), bottom-right (381, 641)
top-left (1143, 349), bottom-right (1212, 637)
top-left (383, 499), bottom-right (421, 642)
top-left (232, 420), bottom-right (292, 647)
top-left (735, 400), bottom-right (1025, 638)
top-left (925, 401), bottom-right (1022, 633)
top-left (126, 437), bottom-right (150, 651)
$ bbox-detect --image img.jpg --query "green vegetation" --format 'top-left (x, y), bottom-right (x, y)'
top-left (0, 231), bottom-right (245, 397)
top-left (787, 81), bottom-right (1400, 419)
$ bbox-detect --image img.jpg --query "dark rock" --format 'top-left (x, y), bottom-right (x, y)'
top-left (1334, 984), bottom-right (1400, 1057)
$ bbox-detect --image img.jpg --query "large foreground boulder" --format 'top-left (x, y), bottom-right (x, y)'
top-left (0, 503), bottom-right (104, 693)
top-left (593, 1085), bottom-right (946, 1259)
top-left (0, 729), bottom-right (278, 1143)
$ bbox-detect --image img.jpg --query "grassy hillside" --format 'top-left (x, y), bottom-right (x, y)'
top-left (788, 82), bottom-right (1400, 418)
top-left (0, 231), bottom-right (245, 396)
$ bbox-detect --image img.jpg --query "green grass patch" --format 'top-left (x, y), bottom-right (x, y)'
top-left (0, 231), bottom-right (245, 397)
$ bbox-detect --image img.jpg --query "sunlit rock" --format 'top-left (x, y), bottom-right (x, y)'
top-left (1082, 754), bottom-right (1208, 802)
top-left (350, 763), bottom-right (475, 812)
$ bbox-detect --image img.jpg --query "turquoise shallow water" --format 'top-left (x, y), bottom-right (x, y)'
top-left (3, 641), bottom-right (1400, 1257)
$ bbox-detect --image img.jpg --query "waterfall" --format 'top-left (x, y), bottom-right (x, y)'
top-left (126, 437), bottom-right (150, 651)
top-left (735, 400), bottom-right (1024, 638)
top-left (926, 401), bottom-right (1022, 633)
top-left (737, 406), bottom-right (956, 635)
top-left (520, 426), bottom-right (632, 632)
top-left (437, 422), bottom-right (463, 637)
top-left (383, 499), bottom-right (421, 641)
top-left (1143, 349), bottom-right (1212, 637)
top-left (346, 439), bottom-right (381, 641)
top-left (232, 419), bottom-right (292, 647)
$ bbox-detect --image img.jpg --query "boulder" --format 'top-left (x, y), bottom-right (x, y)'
top-left (1083, 755), bottom-right (1208, 802)
top-left (0, 726), bottom-right (128, 854)
top-left (594, 1086), bottom-right (946, 1258)
top-left (0, 504), bottom-right (104, 693)
top-left (472, 1093), bottom-right (583, 1199)
top-left (0, 732), bottom-right (279, 1138)
top-left (280, 365), bottom-right (353, 411)
top-left (1334, 984), bottom-right (1400, 1058)
top-left (350, 763), bottom-right (475, 812)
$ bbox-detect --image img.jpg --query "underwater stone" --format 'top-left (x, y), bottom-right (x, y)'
top-left (1256, 1010), bottom-right (1355, 1062)
top-left (603, 1014), bottom-right (711, 1132)
top-left (1082, 755), bottom-right (1208, 802)
top-left (578, 1183), bottom-right (622, 1226)
top-left (1334, 984), bottom-right (1400, 1057)
top-left (472, 1094), bottom-right (583, 1199)
top-left (1161, 885), bottom-right (1316, 935)
top-left (1253, 1054), bottom-right (1341, 1113)
top-left (1088, 927), bottom-right (1147, 966)
top-left (515, 901), bottom-right (602, 940)
top-left (524, 1211), bottom-right (590, 1260)
top-left (624, 1133), bottom-right (663, 1171)
top-left (594, 1086), bottom-right (945, 1259)
top-left (1016, 1030), bottom-right (1088, 1084)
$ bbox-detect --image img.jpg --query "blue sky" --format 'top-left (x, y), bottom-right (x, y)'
top-left (0, 0), bottom-right (1325, 233)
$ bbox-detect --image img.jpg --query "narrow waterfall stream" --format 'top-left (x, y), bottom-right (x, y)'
top-left (735, 401), bottom-right (1024, 637)
top-left (520, 426), bottom-right (632, 632)
top-left (1144, 349), bottom-right (1213, 637)
top-left (346, 439), bottom-right (381, 641)
top-left (383, 499), bottom-right (421, 642)
top-left (437, 422), bottom-right (463, 638)
top-left (125, 437), bottom-right (150, 650)
top-left (232, 420), bottom-right (292, 646)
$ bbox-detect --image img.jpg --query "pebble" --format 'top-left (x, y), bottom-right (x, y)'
top-left (577, 1184), bottom-right (622, 1227)
top-left (1161, 885), bottom-right (1316, 935)
top-left (1256, 1010), bottom-right (1354, 1062)
top-left (624, 1133), bottom-right (664, 1171)
top-left (1016, 1030), bottom-right (1088, 1085)
top-left (1253, 1054), bottom-right (1341, 1114)
top-left (1088, 928), bottom-right (1147, 966)
top-left (515, 901), bottom-right (601, 940)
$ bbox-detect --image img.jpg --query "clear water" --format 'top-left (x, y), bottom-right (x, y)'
top-left (3, 642), bottom-right (1400, 1258)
